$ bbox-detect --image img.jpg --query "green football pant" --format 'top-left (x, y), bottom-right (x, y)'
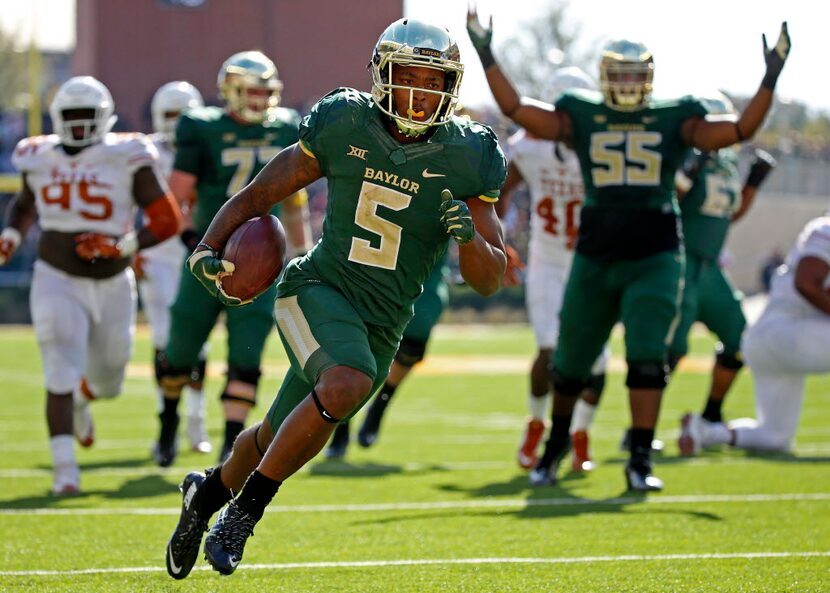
top-left (670, 254), bottom-right (746, 358)
top-left (165, 266), bottom-right (275, 370)
top-left (554, 250), bottom-right (684, 380)
top-left (267, 282), bottom-right (398, 432)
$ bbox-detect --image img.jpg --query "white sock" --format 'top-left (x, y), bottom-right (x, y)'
top-left (50, 434), bottom-right (76, 468)
top-left (570, 399), bottom-right (597, 434)
top-left (184, 387), bottom-right (206, 419)
top-left (528, 393), bottom-right (549, 421)
top-left (702, 420), bottom-right (732, 446)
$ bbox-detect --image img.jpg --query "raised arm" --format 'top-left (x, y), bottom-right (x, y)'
top-left (466, 8), bottom-right (570, 141)
top-left (684, 23), bottom-right (791, 151)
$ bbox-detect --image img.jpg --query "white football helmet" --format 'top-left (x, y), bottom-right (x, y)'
top-left (218, 51), bottom-right (282, 124)
top-left (599, 40), bottom-right (654, 111)
top-left (151, 81), bottom-right (204, 141)
top-left (370, 18), bottom-right (464, 137)
top-left (549, 66), bottom-right (596, 103)
top-left (49, 76), bottom-right (117, 147)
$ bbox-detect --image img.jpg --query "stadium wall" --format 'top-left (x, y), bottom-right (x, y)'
top-left (73, 0), bottom-right (403, 131)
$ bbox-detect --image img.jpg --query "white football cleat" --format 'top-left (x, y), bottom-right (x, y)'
top-left (186, 415), bottom-right (212, 454)
top-left (52, 464), bottom-right (80, 496)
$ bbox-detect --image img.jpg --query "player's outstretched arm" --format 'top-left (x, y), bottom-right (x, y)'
top-left (0, 177), bottom-right (38, 265)
top-left (733, 149), bottom-right (776, 222)
top-left (441, 190), bottom-right (506, 296)
top-left (687, 23), bottom-right (790, 151)
top-left (466, 7), bottom-right (566, 141)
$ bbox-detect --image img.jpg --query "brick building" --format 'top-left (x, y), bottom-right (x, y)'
top-left (73, 0), bottom-right (402, 130)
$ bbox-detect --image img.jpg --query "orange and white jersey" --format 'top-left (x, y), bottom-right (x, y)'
top-left (12, 132), bottom-right (158, 236)
top-left (149, 133), bottom-right (175, 181)
top-left (508, 129), bottom-right (585, 267)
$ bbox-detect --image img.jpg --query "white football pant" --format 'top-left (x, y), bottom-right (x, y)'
top-left (30, 260), bottom-right (136, 397)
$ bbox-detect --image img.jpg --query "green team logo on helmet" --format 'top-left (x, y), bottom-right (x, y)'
top-left (599, 40), bottom-right (654, 111)
top-left (369, 18), bottom-right (464, 137)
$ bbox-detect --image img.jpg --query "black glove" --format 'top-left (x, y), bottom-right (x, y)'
top-left (745, 149), bottom-right (776, 188)
top-left (466, 8), bottom-right (496, 69)
top-left (761, 22), bottom-right (791, 90)
top-left (180, 228), bottom-right (201, 252)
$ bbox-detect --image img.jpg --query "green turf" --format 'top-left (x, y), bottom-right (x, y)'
top-left (0, 324), bottom-right (827, 592)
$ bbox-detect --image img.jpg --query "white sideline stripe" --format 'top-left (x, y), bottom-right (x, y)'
top-left (1, 551), bottom-right (828, 576)
top-left (1, 492), bottom-right (828, 516)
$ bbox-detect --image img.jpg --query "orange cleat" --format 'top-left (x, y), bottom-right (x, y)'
top-left (517, 418), bottom-right (546, 469)
top-left (570, 430), bottom-right (595, 472)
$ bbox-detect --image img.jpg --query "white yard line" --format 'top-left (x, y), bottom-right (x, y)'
top-left (1, 492), bottom-right (828, 516)
top-left (1, 550), bottom-right (827, 577)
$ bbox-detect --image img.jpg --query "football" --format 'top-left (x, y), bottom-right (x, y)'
top-left (220, 215), bottom-right (287, 302)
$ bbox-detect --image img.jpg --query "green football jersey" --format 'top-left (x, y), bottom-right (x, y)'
top-left (173, 105), bottom-right (301, 234)
top-left (680, 148), bottom-right (742, 260)
top-left (557, 90), bottom-right (707, 210)
top-left (280, 88), bottom-right (506, 331)
top-left (555, 90), bottom-right (707, 258)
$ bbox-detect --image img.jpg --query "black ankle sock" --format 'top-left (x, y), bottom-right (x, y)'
top-left (629, 428), bottom-right (655, 466)
top-left (159, 398), bottom-right (180, 443)
top-left (377, 382), bottom-right (398, 404)
top-left (702, 398), bottom-right (723, 423)
top-left (193, 466), bottom-right (233, 519)
top-left (235, 470), bottom-right (282, 521)
top-left (222, 420), bottom-right (244, 454)
top-left (536, 413), bottom-right (572, 469)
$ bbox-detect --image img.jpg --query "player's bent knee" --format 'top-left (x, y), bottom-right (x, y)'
top-left (221, 365), bottom-right (262, 406)
top-left (586, 373), bottom-right (606, 397)
top-left (395, 337), bottom-right (427, 368)
top-left (551, 367), bottom-right (588, 398)
top-left (315, 367), bottom-right (374, 419)
top-left (626, 360), bottom-right (669, 390)
top-left (156, 352), bottom-right (191, 398)
top-left (715, 343), bottom-right (744, 371)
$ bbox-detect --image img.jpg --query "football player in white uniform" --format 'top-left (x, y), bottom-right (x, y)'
top-left (0, 76), bottom-right (181, 494)
top-left (682, 215), bottom-right (830, 453)
top-left (138, 81), bottom-right (213, 454)
top-left (498, 67), bottom-right (610, 475)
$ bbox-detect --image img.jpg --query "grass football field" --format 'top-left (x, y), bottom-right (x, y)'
top-left (0, 323), bottom-right (828, 592)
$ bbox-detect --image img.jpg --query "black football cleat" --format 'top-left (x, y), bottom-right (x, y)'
top-left (165, 471), bottom-right (208, 580)
top-left (357, 394), bottom-right (391, 448)
top-left (203, 500), bottom-right (257, 575)
top-left (325, 422), bottom-right (350, 459)
top-left (624, 462), bottom-right (664, 492)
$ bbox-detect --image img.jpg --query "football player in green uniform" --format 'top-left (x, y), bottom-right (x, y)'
top-left (153, 51), bottom-right (312, 467)
top-left (570, 97), bottom-right (777, 460)
top-left (672, 94), bottom-right (777, 455)
top-left (468, 8), bottom-right (790, 490)
top-left (325, 250), bottom-right (450, 458)
top-left (163, 19), bottom-right (507, 579)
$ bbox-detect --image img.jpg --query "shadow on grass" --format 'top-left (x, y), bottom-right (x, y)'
top-left (308, 458), bottom-right (406, 478)
top-left (1, 467), bottom-right (178, 509)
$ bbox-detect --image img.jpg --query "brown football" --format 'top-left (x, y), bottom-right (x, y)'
top-left (220, 215), bottom-right (287, 302)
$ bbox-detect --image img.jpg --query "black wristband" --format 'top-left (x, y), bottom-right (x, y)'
top-left (761, 72), bottom-right (779, 91)
top-left (477, 46), bottom-right (496, 69)
top-left (180, 228), bottom-right (201, 251)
